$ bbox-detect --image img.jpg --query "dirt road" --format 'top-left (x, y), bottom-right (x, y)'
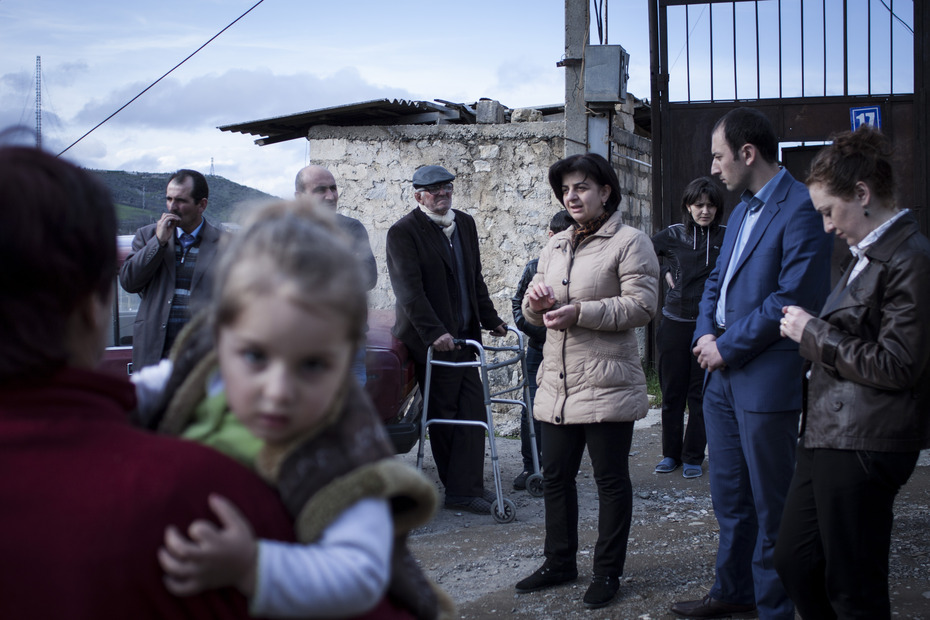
top-left (401, 411), bottom-right (930, 619)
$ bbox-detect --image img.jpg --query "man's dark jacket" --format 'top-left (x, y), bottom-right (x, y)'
top-left (119, 219), bottom-right (222, 370)
top-left (511, 259), bottom-right (546, 351)
top-left (386, 208), bottom-right (503, 364)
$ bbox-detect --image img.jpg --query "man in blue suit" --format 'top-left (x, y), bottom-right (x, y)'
top-left (671, 108), bottom-right (832, 620)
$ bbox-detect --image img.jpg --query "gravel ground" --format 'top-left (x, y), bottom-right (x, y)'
top-left (400, 410), bottom-right (930, 619)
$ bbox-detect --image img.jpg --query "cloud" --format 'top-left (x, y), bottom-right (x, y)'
top-left (47, 61), bottom-right (91, 87)
top-left (68, 66), bottom-right (419, 133)
top-left (0, 71), bottom-right (35, 130)
top-left (495, 58), bottom-right (550, 91)
top-left (46, 62), bottom-right (421, 198)
top-left (490, 56), bottom-right (564, 107)
top-left (61, 119), bottom-right (308, 199)
top-left (1, 70), bottom-right (32, 93)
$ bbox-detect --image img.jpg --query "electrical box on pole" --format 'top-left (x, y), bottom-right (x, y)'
top-left (584, 45), bottom-right (630, 104)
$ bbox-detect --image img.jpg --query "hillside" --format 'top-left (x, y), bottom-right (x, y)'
top-left (89, 169), bottom-right (278, 234)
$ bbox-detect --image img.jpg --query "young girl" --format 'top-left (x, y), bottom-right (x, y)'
top-left (148, 200), bottom-right (453, 619)
top-left (650, 176), bottom-right (726, 479)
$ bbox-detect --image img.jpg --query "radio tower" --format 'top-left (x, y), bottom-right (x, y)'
top-left (210, 157), bottom-right (215, 176)
top-left (35, 56), bottom-right (42, 149)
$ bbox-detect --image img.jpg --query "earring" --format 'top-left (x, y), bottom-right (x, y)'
top-left (864, 208), bottom-right (870, 217)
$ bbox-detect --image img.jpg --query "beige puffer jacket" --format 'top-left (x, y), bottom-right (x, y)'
top-left (522, 211), bottom-right (659, 425)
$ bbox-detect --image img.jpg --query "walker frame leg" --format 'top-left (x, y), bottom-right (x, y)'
top-left (415, 328), bottom-right (536, 522)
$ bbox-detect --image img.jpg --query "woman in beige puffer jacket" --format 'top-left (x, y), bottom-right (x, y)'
top-left (514, 153), bottom-right (659, 611)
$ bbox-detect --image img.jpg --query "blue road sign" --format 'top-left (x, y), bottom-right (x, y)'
top-left (850, 106), bottom-right (882, 131)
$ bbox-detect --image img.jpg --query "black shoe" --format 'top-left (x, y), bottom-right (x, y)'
top-left (513, 470), bottom-right (531, 490)
top-left (670, 594), bottom-right (757, 618)
top-left (444, 495), bottom-right (492, 515)
top-left (583, 574), bottom-right (620, 609)
top-left (515, 564), bottom-right (578, 593)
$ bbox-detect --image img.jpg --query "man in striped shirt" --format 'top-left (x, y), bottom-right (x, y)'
top-left (120, 169), bottom-right (223, 371)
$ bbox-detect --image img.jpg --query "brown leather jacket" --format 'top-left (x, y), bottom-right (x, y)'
top-left (799, 212), bottom-right (930, 452)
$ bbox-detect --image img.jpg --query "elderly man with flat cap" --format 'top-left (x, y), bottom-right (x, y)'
top-left (386, 165), bottom-right (507, 515)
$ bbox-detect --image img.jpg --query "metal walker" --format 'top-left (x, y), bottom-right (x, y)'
top-left (416, 326), bottom-right (544, 524)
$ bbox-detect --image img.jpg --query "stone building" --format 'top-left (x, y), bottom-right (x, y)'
top-left (222, 96), bottom-right (652, 432)
top-left (222, 96), bottom-right (653, 322)
top-left (223, 96), bottom-right (653, 432)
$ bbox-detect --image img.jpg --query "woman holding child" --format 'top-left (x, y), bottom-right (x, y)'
top-left (0, 144), bottom-right (295, 619)
top-left (516, 152), bottom-right (659, 610)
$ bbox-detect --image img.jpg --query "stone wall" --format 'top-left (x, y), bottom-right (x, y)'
top-left (307, 121), bottom-right (564, 316)
top-left (307, 105), bottom-right (652, 322)
top-left (306, 105), bottom-right (652, 433)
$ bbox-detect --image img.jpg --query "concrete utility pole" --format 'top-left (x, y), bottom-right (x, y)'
top-left (563, 0), bottom-right (588, 157)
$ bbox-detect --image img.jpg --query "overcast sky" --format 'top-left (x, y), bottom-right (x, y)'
top-left (0, 0), bottom-right (653, 199)
top-left (4, 1), bottom-right (910, 199)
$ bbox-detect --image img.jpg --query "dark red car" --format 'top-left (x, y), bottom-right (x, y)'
top-left (98, 236), bottom-right (422, 453)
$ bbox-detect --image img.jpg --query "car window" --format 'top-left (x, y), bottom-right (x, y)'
top-left (104, 235), bottom-right (138, 348)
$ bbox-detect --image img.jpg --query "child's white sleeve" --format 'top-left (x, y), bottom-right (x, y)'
top-left (250, 497), bottom-right (393, 618)
top-left (130, 358), bottom-right (173, 420)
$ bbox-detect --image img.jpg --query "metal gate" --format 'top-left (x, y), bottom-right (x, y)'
top-left (649, 0), bottom-right (927, 236)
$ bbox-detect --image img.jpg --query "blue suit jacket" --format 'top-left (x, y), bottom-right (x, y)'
top-left (694, 169), bottom-right (832, 411)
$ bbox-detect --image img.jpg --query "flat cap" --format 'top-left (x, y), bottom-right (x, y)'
top-left (412, 165), bottom-right (455, 187)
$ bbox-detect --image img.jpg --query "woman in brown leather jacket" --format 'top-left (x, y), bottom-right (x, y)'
top-left (773, 126), bottom-right (930, 619)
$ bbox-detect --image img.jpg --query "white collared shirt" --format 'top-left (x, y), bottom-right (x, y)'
top-left (176, 217), bottom-right (205, 241)
top-left (847, 209), bottom-right (908, 284)
top-left (715, 168), bottom-right (788, 328)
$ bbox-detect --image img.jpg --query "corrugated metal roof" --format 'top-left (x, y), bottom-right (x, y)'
top-left (217, 97), bottom-right (648, 146)
top-left (218, 98), bottom-right (477, 146)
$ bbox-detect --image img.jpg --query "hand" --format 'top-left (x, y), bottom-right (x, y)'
top-left (780, 305), bottom-right (812, 343)
top-left (665, 272), bottom-right (675, 289)
top-left (527, 282), bottom-right (557, 313)
top-left (432, 333), bottom-right (455, 352)
top-left (155, 212), bottom-right (181, 245)
top-left (542, 303), bottom-right (578, 331)
top-left (693, 334), bottom-right (725, 371)
top-left (158, 494), bottom-right (258, 597)
top-left (488, 323), bottom-right (508, 337)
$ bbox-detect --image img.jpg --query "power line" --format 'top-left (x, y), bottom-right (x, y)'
top-left (592, 0), bottom-right (606, 45)
top-left (669, 5), bottom-right (707, 72)
top-left (58, 0), bottom-right (266, 157)
top-left (878, 0), bottom-right (914, 35)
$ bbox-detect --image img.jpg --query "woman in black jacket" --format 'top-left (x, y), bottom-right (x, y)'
top-left (650, 177), bottom-right (726, 478)
top-left (774, 126), bottom-right (930, 619)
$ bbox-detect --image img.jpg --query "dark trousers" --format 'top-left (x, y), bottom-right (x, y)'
top-left (541, 420), bottom-right (634, 578)
top-left (774, 446), bottom-right (919, 620)
top-left (656, 317), bottom-right (706, 465)
top-left (520, 345), bottom-right (543, 472)
top-left (703, 370), bottom-right (799, 619)
top-left (416, 352), bottom-right (486, 498)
